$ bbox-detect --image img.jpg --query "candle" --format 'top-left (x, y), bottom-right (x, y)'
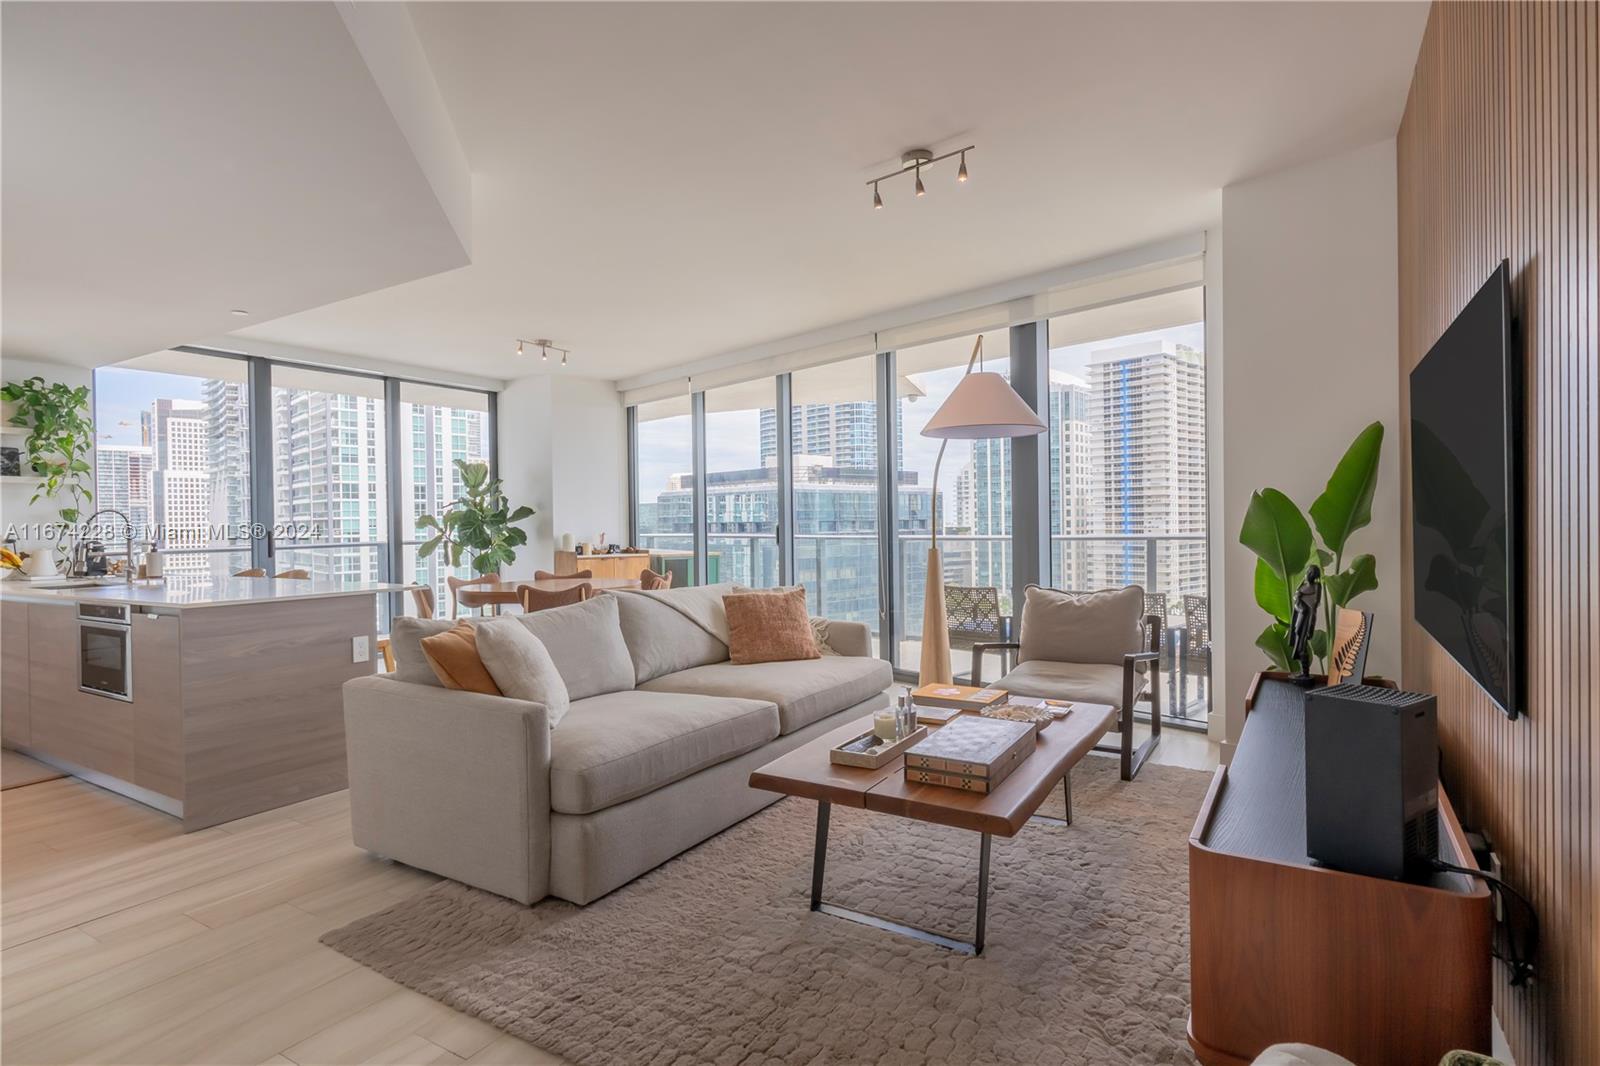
top-left (873, 710), bottom-right (898, 742)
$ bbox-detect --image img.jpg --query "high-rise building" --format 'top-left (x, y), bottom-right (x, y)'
top-left (202, 379), bottom-right (251, 545)
top-left (1048, 370), bottom-right (1097, 589)
top-left (271, 387), bottom-right (386, 585)
top-left (143, 399), bottom-right (211, 572)
top-left (95, 445), bottom-right (154, 542)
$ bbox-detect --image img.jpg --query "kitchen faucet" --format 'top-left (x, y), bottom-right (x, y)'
top-left (72, 509), bottom-right (135, 584)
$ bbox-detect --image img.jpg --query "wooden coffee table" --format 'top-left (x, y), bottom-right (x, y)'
top-left (749, 702), bottom-right (1116, 954)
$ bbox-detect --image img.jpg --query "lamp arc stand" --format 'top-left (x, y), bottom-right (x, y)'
top-left (919, 335), bottom-right (984, 686)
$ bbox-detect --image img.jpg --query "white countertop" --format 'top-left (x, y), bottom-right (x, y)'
top-left (0, 574), bottom-right (415, 609)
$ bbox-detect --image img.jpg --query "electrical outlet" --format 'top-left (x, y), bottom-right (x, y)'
top-left (352, 635), bottom-right (370, 664)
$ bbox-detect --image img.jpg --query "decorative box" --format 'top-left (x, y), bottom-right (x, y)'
top-left (903, 716), bottom-right (1035, 794)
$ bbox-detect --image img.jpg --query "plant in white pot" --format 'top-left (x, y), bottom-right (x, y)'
top-left (2, 376), bottom-right (95, 571)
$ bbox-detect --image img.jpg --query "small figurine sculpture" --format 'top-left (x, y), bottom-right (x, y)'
top-left (1288, 564), bottom-right (1323, 687)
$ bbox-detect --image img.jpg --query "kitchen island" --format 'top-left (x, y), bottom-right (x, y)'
top-left (0, 575), bottom-right (410, 829)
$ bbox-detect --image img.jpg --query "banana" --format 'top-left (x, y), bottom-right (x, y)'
top-left (0, 548), bottom-right (23, 570)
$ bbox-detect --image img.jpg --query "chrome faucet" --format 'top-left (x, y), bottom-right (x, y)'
top-left (73, 509), bottom-right (135, 584)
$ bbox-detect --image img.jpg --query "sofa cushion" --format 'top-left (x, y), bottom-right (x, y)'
top-left (516, 594), bottom-right (635, 700)
top-left (610, 590), bottom-right (730, 684)
top-left (1018, 584), bottom-right (1144, 667)
top-left (419, 621), bottom-right (501, 695)
top-left (475, 618), bottom-right (571, 727)
top-left (993, 659), bottom-right (1131, 708)
top-left (388, 616), bottom-right (463, 686)
top-left (640, 655), bottom-right (892, 735)
top-left (549, 690), bottom-right (778, 815)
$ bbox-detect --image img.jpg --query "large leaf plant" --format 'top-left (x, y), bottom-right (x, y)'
top-left (1239, 422), bottom-right (1384, 673)
top-left (416, 460), bottom-right (535, 575)
top-left (1, 376), bottom-right (95, 532)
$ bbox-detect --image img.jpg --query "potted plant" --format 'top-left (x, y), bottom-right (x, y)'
top-left (416, 460), bottom-right (535, 574)
top-left (1239, 422), bottom-right (1384, 673)
top-left (1, 376), bottom-right (95, 557)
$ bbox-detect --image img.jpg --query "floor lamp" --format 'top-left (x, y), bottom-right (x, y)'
top-left (918, 335), bottom-right (1047, 686)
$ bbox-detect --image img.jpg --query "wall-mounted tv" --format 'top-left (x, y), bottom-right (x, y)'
top-left (1410, 260), bottom-right (1523, 719)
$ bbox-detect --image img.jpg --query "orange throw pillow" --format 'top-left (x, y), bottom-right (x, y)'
top-left (419, 621), bottom-right (502, 695)
top-left (724, 587), bottom-right (822, 665)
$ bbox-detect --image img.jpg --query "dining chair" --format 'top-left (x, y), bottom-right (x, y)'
top-left (273, 569), bottom-right (311, 580)
top-left (639, 568), bottom-right (672, 590)
top-left (233, 568), bottom-right (267, 577)
top-left (447, 573), bottom-right (502, 617)
top-left (517, 582), bottom-right (591, 613)
top-left (535, 568), bottom-right (592, 580)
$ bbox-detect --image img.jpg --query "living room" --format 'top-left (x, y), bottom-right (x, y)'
top-left (1, 3), bottom-right (1594, 1065)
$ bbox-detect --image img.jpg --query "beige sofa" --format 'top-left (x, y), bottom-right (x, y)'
top-left (342, 583), bottom-right (892, 905)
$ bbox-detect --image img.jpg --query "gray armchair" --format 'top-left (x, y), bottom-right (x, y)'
top-left (973, 584), bottom-right (1162, 780)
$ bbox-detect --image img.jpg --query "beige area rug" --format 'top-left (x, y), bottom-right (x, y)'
top-left (323, 756), bottom-right (1210, 1065)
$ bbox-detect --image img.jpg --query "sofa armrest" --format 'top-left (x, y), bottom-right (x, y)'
top-left (814, 617), bottom-right (872, 657)
top-left (343, 675), bottom-right (552, 904)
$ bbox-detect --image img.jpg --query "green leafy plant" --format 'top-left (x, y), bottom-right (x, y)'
top-left (1239, 421), bottom-right (1384, 672)
top-left (416, 460), bottom-right (534, 575)
top-left (1, 375), bottom-right (95, 528)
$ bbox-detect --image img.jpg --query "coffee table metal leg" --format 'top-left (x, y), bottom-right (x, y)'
top-left (810, 800), bottom-right (830, 910)
top-left (1028, 770), bottom-right (1074, 828)
top-left (974, 832), bottom-right (991, 955)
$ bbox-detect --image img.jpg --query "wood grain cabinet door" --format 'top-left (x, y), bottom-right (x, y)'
top-left (2, 600), bottom-right (30, 747)
top-left (132, 610), bottom-right (183, 801)
top-left (26, 603), bottom-right (135, 779)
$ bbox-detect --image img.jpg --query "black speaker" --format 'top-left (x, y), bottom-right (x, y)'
top-left (1305, 683), bottom-right (1439, 880)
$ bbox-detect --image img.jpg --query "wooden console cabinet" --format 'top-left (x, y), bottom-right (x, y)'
top-left (554, 550), bottom-right (650, 580)
top-left (1187, 674), bottom-right (1493, 1066)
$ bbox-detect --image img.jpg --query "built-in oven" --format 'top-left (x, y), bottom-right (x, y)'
top-left (78, 602), bottom-right (133, 702)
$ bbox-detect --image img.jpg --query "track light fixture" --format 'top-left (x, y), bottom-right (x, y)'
top-left (865, 145), bottom-right (974, 209)
top-left (514, 337), bottom-right (571, 367)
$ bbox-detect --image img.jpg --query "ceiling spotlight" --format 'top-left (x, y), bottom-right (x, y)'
top-left (863, 144), bottom-right (975, 210)
top-left (515, 337), bottom-right (571, 367)
top-left (540, 344), bottom-right (549, 361)
top-left (517, 340), bottom-right (524, 357)
top-left (561, 350), bottom-right (568, 367)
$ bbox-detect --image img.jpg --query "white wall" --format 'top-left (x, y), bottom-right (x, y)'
top-left (1217, 137), bottom-right (1401, 753)
top-left (0, 357), bottom-right (95, 554)
top-left (494, 374), bottom-right (627, 582)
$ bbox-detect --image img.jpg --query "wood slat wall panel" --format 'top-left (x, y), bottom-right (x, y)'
top-left (1397, 4), bottom-right (1598, 1064)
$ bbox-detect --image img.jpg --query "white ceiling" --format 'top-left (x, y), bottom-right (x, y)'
top-left (1, 2), bottom-right (469, 368)
top-left (6, 2), bottom-right (1429, 385)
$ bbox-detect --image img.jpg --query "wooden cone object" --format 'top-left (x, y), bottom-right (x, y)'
top-left (918, 545), bottom-right (953, 686)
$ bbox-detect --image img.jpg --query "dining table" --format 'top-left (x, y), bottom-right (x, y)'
top-left (455, 575), bottom-right (641, 614)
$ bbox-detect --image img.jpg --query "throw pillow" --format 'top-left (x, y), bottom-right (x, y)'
top-left (1017, 584), bottom-right (1144, 667)
top-left (724, 587), bottom-right (822, 665)
top-left (475, 618), bottom-right (572, 727)
top-left (516, 593), bottom-right (636, 700)
top-left (420, 621), bottom-right (502, 695)
top-left (388, 616), bottom-right (462, 686)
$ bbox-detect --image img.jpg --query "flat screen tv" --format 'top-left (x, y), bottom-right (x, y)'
top-left (1410, 260), bottom-right (1523, 719)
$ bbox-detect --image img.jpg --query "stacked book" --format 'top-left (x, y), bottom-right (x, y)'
top-left (909, 684), bottom-right (1009, 725)
top-left (903, 716), bottom-right (1036, 794)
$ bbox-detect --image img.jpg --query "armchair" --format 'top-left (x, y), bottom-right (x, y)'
top-left (973, 584), bottom-right (1162, 780)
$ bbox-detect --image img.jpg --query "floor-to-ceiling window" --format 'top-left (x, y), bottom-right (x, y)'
top-left (632, 396), bottom-right (695, 582)
top-left (268, 366), bottom-right (388, 590)
top-left (1048, 288), bottom-right (1210, 721)
top-left (398, 382), bottom-right (491, 617)
top-left (893, 334), bottom-right (1012, 679)
top-left (704, 380), bottom-right (778, 587)
top-left (790, 355), bottom-right (879, 626)
top-left (91, 351), bottom-right (254, 577)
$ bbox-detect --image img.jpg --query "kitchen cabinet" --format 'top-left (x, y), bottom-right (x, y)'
top-left (132, 610), bottom-right (183, 801)
top-left (2, 599), bottom-right (29, 746)
top-left (26, 602), bottom-right (135, 780)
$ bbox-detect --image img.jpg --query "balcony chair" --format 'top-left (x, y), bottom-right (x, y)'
top-left (973, 583), bottom-right (1162, 780)
top-left (639, 568), bottom-right (673, 590)
top-left (1181, 594), bottom-right (1211, 714)
top-left (944, 584), bottom-right (1012, 680)
top-left (517, 582), bottom-right (590, 613)
top-left (535, 568), bottom-right (592, 580)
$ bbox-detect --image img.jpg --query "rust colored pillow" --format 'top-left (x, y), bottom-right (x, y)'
top-left (723, 587), bottom-right (822, 665)
top-left (419, 620), bottom-right (502, 695)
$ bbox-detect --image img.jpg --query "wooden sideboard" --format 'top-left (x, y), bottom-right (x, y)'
top-left (1188, 674), bottom-right (1493, 1066)
top-left (554, 550), bottom-right (650, 580)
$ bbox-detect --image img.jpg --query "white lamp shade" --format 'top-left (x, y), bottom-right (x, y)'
top-left (920, 371), bottom-right (1047, 439)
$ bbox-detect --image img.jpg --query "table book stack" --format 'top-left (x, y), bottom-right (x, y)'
top-left (904, 716), bottom-right (1036, 794)
top-left (909, 683), bottom-right (1009, 725)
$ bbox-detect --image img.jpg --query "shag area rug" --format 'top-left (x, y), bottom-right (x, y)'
top-left (323, 756), bottom-right (1210, 1065)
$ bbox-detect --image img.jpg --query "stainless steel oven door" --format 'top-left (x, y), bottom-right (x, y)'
top-left (78, 610), bottom-right (133, 702)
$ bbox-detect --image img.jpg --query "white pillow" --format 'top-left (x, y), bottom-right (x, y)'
top-left (474, 618), bottom-right (572, 728)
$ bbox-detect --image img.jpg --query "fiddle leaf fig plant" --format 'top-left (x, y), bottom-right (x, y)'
top-left (416, 460), bottom-right (535, 575)
top-left (1, 375), bottom-right (95, 529)
top-left (1239, 421), bottom-right (1385, 673)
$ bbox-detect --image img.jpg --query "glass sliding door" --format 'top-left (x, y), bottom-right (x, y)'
top-left (790, 355), bottom-right (879, 628)
top-left (398, 382), bottom-right (492, 617)
top-left (632, 396), bottom-right (696, 583)
top-left (92, 350), bottom-right (254, 578)
top-left (268, 365), bottom-right (388, 598)
top-left (1048, 288), bottom-right (1210, 722)
top-left (893, 334), bottom-right (1012, 679)
top-left (703, 380), bottom-right (777, 588)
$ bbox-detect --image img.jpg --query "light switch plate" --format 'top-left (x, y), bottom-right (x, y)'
top-left (352, 635), bottom-right (370, 664)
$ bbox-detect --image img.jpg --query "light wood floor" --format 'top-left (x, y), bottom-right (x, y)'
top-left (1, 733), bottom-right (1216, 1066)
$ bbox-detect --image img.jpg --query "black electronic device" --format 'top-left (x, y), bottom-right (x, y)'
top-left (1305, 683), bottom-right (1439, 880)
